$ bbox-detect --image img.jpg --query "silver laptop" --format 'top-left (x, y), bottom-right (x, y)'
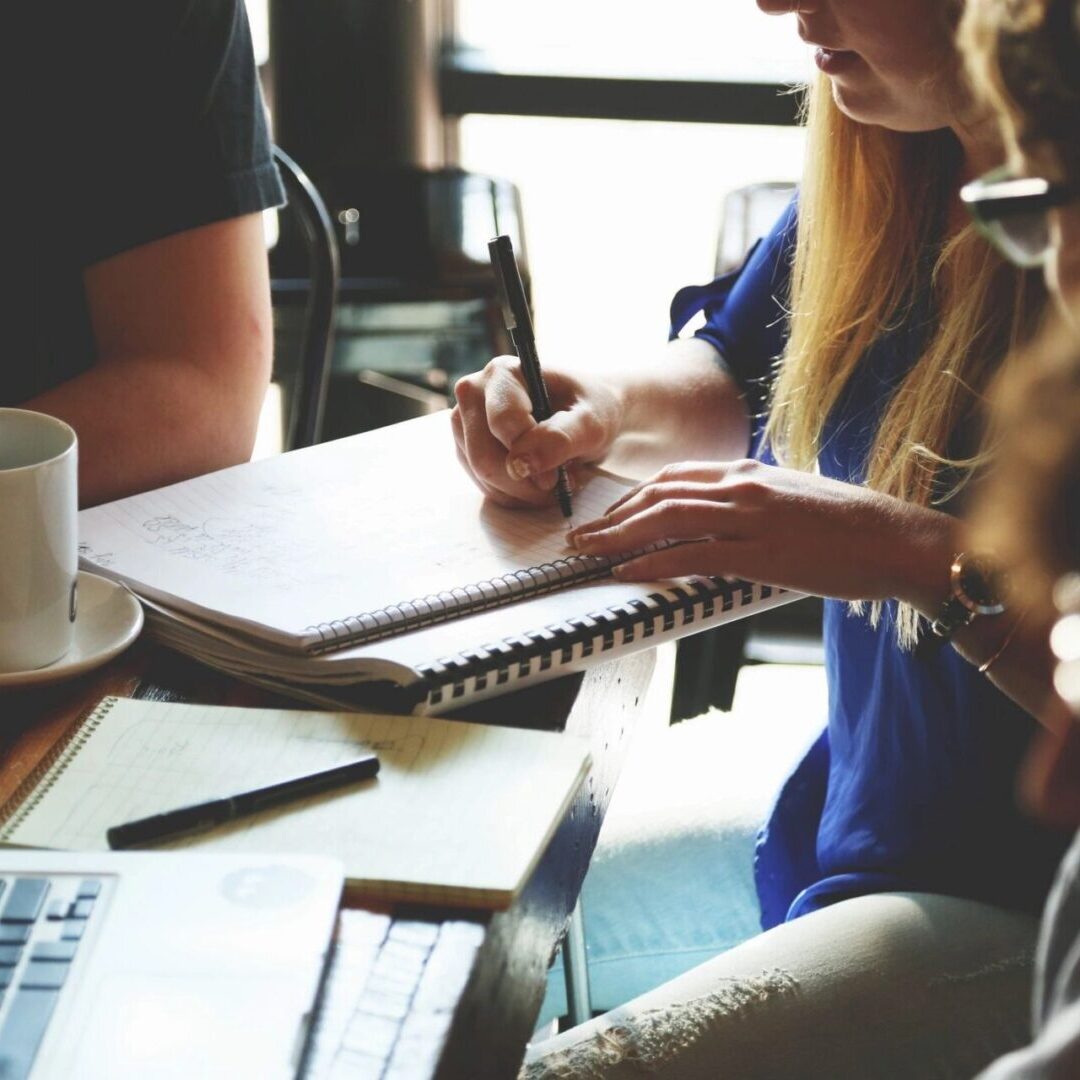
top-left (0, 850), bottom-right (343, 1079)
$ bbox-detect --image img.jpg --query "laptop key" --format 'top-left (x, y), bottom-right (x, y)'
top-left (59, 921), bottom-right (84, 942)
top-left (45, 900), bottom-right (68, 921)
top-left (20, 962), bottom-right (69, 991)
top-left (328, 1049), bottom-right (387, 1080)
top-left (69, 899), bottom-right (93, 920)
top-left (0, 927), bottom-right (29, 946)
top-left (1, 880), bottom-right (48, 924)
top-left (0, 947), bottom-right (23, 967)
top-left (0, 988), bottom-right (61, 1080)
top-left (76, 880), bottom-right (101, 900)
top-left (30, 942), bottom-right (77, 963)
top-left (0, 969), bottom-right (12, 990)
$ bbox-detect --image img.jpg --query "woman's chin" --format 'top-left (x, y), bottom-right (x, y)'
top-left (829, 80), bottom-right (950, 134)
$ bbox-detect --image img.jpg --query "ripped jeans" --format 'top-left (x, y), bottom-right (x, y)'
top-left (521, 892), bottom-right (1038, 1080)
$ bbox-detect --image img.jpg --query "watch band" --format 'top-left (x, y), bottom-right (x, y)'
top-left (930, 552), bottom-right (1007, 640)
top-left (931, 597), bottom-right (975, 640)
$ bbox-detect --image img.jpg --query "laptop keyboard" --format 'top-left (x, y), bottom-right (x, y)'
top-left (305, 910), bottom-right (485, 1080)
top-left (0, 879), bottom-right (486, 1080)
top-left (0, 874), bottom-right (102, 1080)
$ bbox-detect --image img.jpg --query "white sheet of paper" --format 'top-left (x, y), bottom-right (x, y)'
top-left (79, 413), bottom-right (632, 648)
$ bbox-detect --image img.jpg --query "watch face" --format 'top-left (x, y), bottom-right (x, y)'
top-left (957, 555), bottom-right (1006, 614)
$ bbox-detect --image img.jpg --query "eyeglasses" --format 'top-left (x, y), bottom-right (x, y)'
top-left (1052, 573), bottom-right (1080, 716)
top-left (961, 167), bottom-right (1079, 269)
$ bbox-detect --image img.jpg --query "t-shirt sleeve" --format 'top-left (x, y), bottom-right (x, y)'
top-left (669, 197), bottom-right (798, 451)
top-left (73, 0), bottom-right (285, 267)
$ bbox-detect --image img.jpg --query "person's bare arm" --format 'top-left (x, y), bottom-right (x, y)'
top-left (601, 337), bottom-right (752, 479)
top-left (451, 337), bottom-right (750, 507)
top-left (25, 213), bottom-right (272, 507)
top-left (569, 458), bottom-right (1057, 726)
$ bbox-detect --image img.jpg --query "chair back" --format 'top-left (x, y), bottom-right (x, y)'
top-left (270, 145), bottom-right (340, 451)
top-left (714, 181), bottom-right (797, 277)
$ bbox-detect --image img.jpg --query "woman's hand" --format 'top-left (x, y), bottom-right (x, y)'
top-left (451, 355), bottom-right (625, 508)
top-left (568, 459), bottom-right (956, 605)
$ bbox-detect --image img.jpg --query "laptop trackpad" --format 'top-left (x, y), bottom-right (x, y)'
top-left (62, 971), bottom-right (306, 1079)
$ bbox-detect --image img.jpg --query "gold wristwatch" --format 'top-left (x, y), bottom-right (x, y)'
top-left (930, 552), bottom-right (1007, 640)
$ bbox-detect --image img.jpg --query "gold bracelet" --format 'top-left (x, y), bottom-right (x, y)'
top-left (978, 613), bottom-right (1026, 675)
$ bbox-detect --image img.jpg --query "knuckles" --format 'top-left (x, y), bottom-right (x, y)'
top-left (723, 478), bottom-right (771, 505)
top-left (452, 375), bottom-right (482, 407)
top-left (722, 461), bottom-right (771, 505)
top-left (488, 354), bottom-right (522, 380)
top-left (653, 498), bottom-right (699, 524)
top-left (728, 458), bottom-right (759, 475)
top-left (453, 355), bottom-right (518, 400)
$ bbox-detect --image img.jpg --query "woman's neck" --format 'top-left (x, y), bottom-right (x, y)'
top-left (945, 114), bottom-right (1002, 237)
top-left (951, 112), bottom-right (1003, 184)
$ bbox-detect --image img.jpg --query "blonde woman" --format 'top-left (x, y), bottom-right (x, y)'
top-left (455, 0), bottom-right (1072, 1075)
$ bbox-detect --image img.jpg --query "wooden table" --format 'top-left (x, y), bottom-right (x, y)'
top-left (1, 640), bottom-right (662, 1080)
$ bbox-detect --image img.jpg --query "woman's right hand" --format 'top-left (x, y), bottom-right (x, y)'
top-left (451, 355), bottom-right (625, 508)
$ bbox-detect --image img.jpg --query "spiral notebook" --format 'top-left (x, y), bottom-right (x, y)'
top-left (78, 413), bottom-right (797, 712)
top-left (0, 697), bottom-right (592, 910)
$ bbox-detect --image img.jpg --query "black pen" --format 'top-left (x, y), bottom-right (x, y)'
top-left (105, 753), bottom-right (380, 850)
top-left (488, 234), bottom-right (574, 519)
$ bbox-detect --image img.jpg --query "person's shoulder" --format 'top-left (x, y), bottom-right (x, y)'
top-left (765, 194), bottom-right (799, 256)
top-left (741, 193), bottom-right (798, 291)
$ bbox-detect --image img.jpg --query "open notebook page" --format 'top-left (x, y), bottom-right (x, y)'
top-left (79, 412), bottom-right (634, 651)
top-left (0, 698), bottom-right (591, 909)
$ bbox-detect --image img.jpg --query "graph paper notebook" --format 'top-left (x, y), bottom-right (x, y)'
top-left (78, 413), bottom-right (797, 712)
top-left (0, 698), bottom-right (591, 910)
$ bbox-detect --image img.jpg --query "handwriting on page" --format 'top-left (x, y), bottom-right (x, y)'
top-left (77, 414), bottom-right (634, 636)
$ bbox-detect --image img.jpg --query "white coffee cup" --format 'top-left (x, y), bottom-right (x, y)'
top-left (0, 409), bottom-right (79, 673)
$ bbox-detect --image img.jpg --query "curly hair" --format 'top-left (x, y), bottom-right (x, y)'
top-left (974, 321), bottom-right (1080, 614)
top-left (961, 0), bottom-right (1080, 182)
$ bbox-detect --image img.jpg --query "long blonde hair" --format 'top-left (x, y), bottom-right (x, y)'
top-left (764, 76), bottom-right (1042, 646)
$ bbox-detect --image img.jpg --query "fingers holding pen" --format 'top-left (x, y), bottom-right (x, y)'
top-left (450, 406), bottom-right (535, 508)
top-left (453, 361), bottom-right (548, 506)
top-left (453, 352), bottom-right (625, 512)
top-left (504, 399), bottom-right (609, 485)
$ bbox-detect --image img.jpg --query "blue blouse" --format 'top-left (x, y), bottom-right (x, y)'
top-left (670, 199), bottom-right (1067, 929)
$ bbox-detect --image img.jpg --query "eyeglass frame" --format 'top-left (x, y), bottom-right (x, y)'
top-left (960, 167), bottom-right (1080, 268)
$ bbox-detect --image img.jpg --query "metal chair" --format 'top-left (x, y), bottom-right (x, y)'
top-left (671, 179), bottom-right (820, 721)
top-left (714, 181), bottom-right (798, 276)
top-left (269, 145), bottom-right (340, 451)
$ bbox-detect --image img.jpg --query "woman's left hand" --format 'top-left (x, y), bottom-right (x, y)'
top-left (569, 459), bottom-right (954, 605)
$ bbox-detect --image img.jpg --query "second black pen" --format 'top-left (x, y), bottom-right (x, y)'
top-left (106, 753), bottom-right (381, 849)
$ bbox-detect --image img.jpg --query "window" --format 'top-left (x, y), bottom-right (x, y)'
top-left (456, 0), bottom-right (809, 83)
top-left (455, 4), bottom-right (807, 363)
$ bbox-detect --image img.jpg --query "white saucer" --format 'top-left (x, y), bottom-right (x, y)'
top-left (0, 571), bottom-right (144, 689)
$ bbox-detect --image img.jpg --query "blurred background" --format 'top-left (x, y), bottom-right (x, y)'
top-left (247, 0), bottom-right (808, 440)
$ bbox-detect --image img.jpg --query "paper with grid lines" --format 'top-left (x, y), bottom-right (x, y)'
top-left (78, 412), bottom-right (633, 653)
top-left (0, 697), bottom-right (590, 909)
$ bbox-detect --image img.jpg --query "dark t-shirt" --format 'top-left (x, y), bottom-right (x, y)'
top-left (6, 0), bottom-right (284, 406)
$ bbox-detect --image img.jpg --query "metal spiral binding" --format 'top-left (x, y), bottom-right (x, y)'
top-left (0, 696), bottom-right (117, 841)
top-left (305, 553), bottom-right (618, 654)
top-left (418, 578), bottom-right (779, 707)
